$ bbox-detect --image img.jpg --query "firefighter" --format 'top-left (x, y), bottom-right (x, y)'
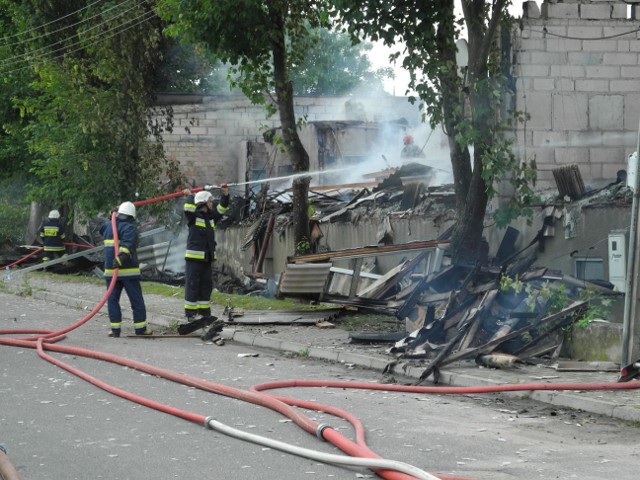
top-left (100, 201), bottom-right (152, 338)
top-left (401, 134), bottom-right (425, 158)
top-left (182, 185), bottom-right (230, 322)
top-left (39, 210), bottom-right (66, 263)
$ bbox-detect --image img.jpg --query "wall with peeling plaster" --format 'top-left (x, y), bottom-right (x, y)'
top-left (487, 202), bottom-right (631, 289)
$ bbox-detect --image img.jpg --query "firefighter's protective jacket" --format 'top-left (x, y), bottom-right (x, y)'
top-left (100, 215), bottom-right (141, 279)
top-left (183, 192), bottom-right (229, 262)
top-left (39, 218), bottom-right (66, 253)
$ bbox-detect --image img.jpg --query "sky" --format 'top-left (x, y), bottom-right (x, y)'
top-left (367, 1), bottom-right (535, 95)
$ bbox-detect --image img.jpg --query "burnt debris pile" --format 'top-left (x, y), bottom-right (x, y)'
top-left (385, 264), bottom-right (619, 384)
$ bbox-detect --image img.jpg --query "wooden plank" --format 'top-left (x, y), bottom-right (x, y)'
top-left (289, 239), bottom-right (449, 263)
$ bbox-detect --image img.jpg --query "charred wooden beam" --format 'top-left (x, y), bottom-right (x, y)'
top-left (395, 265), bottom-right (457, 320)
top-left (416, 290), bottom-right (497, 384)
top-left (553, 164), bottom-right (585, 200)
top-left (415, 300), bottom-right (588, 383)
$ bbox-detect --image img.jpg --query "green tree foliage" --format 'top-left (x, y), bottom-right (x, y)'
top-left (155, 26), bottom-right (391, 97)
top-left (0, 178), bottom-right (30, 247)
top-left (332, 0), bottom-right (538, 264)
top-left (157, 0), bottom-right (332, 252)
top-left (290, 27), bottom-right (391, 95)
top-left (0, 2), bottom-right (34, 179)
top-left (0, 0), bottom-right (185, 226)
top-left (154, 42), bottom-right (233, 94)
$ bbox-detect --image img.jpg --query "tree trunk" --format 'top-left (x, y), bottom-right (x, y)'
top-left (271, 11), bottom-right (310, 254)
top-left (26, 202), bottom-right (45, 245)
top-left (450, 162), bottom-right (489, 265)
top-left (436, 1), bottom-right (478, 261)
top-left (442, 0), bottom-right (506, 265)
top-left (436, 1), bottom-right (472, 214)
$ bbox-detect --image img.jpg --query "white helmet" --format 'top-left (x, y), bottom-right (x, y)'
top-left (48, 210), bottom-right (60, 219)
top-left (194, 191), bottom-right (213, 205)
top-left (117, 201), bottom-right (136, 218)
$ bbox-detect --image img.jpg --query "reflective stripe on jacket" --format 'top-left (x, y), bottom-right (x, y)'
top-left (100, 216), bottom-right (141, 279)
top-left (39, 219), bottom-right (66, 252)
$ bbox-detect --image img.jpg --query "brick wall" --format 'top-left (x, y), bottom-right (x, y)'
top-left (515, 0), bottom-right (639, 189)
top-left (155, 94), bottom-right (423, 187)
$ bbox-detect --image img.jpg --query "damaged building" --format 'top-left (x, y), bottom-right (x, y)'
top-left (6, 1), bottom-right (640, 372)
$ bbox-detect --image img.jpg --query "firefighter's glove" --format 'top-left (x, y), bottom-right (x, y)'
top-left (113, 252), bottom-right (130, 268)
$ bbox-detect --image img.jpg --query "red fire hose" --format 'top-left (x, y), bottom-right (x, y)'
top-left (0, 446), bottom-right (21, 480)
top-left (2, 189), bottom-right (640, 480)
top-left (4, 247), bottom-right (44, 269)
top-left (1, 198), bottom-right (452, 479)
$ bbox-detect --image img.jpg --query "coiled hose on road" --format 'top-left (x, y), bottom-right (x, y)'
top-left (2, 191), bottom-right (640, 480)
top-left (0, 202), bottom-right (449, 480)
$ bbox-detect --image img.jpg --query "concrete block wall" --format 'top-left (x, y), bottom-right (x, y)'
top-left (156, 94), bottom-right (422, 188)
top-left (515, 0), bottom-right (638, 190)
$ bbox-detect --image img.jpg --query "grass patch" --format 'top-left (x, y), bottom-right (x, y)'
top-left (31, 271), bottom-right (103, 286)
top-left (338, 311), bottom-right (402, 332)
top-left (298, 348), bottom-right (310, 357)
top-left (210, 291), bottom-right (319, 311)
top-left (28, 272), bottom-right (401, 328)
top-left (142, 281), bottom-right (323, 311)
top-left (29, 271), bottom-right (332, 312)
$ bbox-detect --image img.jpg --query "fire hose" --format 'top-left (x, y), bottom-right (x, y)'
top-left (0, 444), bottom-right (20, 480)
top-left (0, 197), bottom-right (449, 480)
top-left (2, 188), bottom-right (640, 480)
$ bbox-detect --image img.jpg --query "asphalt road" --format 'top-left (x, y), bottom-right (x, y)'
top-left (1, 291), bottom-right (640, 480)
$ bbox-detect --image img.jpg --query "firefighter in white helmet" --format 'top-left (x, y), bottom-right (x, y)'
top-left (100, 201), bottom-right (152, 337)
top-left (182, 185), bottom-right (230, 322)
top-left (39, 209), bottom-right (66, 264)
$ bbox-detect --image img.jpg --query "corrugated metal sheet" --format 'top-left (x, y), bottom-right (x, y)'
top-left (278, 263), bottom-right (332, 296)
top-left (137, 229), bottom-right (188, 273)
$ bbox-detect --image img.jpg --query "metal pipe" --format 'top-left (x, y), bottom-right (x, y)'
top-left (622, 121), bottom-right (640, 365)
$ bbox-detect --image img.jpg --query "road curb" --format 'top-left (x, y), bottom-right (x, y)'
top-left (225, 328), bottom-right (640, 424)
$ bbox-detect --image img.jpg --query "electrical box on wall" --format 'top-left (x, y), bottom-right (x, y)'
top-left (608, 230), bottom-right (627, 292)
